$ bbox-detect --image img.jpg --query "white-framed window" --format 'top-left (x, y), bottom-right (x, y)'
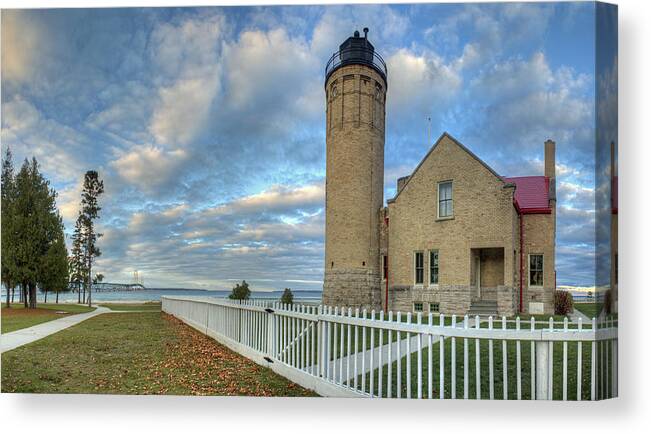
top-left (414, 302), bottom-right (423, 312)
top-left (429, 302), bottom-right (440, 313)
top-left (429, 250), bottom-right (439, 285)
top-left (438, 181), bottom-right (453, 218)
top-left (414, 251), bottom-right (424, 285)
top-left (529, 254), bottom-right (544, 287)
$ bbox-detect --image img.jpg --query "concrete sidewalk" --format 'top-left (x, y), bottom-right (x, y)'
top-left (569, 309), bottom-right (591, 324)
top-left (1, 306), bottom-right (111, 353)
top-left (321, 317), bottom-right (481, 383)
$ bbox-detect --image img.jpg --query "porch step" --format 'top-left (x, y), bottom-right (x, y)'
top-left (468, 300), bottom-right (498, 317)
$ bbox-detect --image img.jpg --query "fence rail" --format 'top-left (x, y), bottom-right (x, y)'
top-left (162, 296), bottom-right (617, 400)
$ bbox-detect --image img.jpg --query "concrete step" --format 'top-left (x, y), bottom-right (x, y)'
top-left (468, 300), bottom-right (498, 316)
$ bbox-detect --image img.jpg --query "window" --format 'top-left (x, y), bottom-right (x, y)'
top-left (429, 250), bottom-right (439, 284)
top-left (382, 255), bottom-right (388, 280)
top-left (429, 302), bottom-right (440, 313)
top-left (414, 302), bottom-right (423, 312)
top-left (529, 254), bottom-right (544, 286)
top-left (414, 252), bottom-right (424, 285)
top-left (438, 181), bottom-right (453, 218)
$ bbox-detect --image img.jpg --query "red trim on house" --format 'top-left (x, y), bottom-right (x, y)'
top-left (519, 212), bottom-right (524, 313)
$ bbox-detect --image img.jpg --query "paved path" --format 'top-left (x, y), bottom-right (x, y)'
top-left (569, 309), bottom-right (591, 324)
top-left (318, 317), bottom-right (481, 383)
top-left (1, 306), bottom-right (112, 353)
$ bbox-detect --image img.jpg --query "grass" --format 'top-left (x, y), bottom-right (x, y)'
top-left (574, 303), bottom-right (603, 319)
top-left (1, 311), bottom-right (317, 396)
top-left (359, 332), bottom-right (612, 400)
top-left (99, 302), bottom-right (161, 311)
top-left (1, 303), bottom-right (96, 334)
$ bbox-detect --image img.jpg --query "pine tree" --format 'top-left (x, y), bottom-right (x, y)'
top-left (280, 288), bottom-right (294, 305)
top-left (79, 170), bottom-right (104, 307)
top-left (228, 280), bottom-right (251, 300)
top-left (1, 148), bottom-right (17, 307)
top-left (40, 222), bottom-right (69, 304)
top-left (12, 158), bottom-right (62, 308)
top-left (71, 214), bottom-right (86, 303)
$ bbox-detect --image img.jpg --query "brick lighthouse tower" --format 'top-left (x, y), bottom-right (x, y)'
top-left (322, 28), bottom-right (387, 309)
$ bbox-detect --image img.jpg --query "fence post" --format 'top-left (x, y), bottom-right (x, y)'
top-left (535, 340), bottom-right (550, 400)
top-left (267, 305), bottom-right (274, 358)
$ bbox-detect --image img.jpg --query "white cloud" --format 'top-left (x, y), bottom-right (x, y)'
top-left (110, 145), bottom-right (189, 193)
top-left (207, 182), bottom-right (324, 217)
top-left (148, 13), bottom-right (226, 147)
top-left (1, 11), bottom-right (43, 82)
top-left (150, 76), bottom-right (220, 146)
top-left (223, 28), bottom-right (320, 117)
top-left (1, 97), bottom-right (89, 182)
top-left (470, 52), bottom-right (552, 102)
top-left (386, 48), bottom-right (462, 119)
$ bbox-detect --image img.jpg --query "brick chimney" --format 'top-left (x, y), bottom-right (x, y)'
top-left (545, 139), bottom-right (556, 202)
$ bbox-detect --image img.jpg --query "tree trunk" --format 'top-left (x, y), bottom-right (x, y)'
top-left (88, 257), bottom-right (92, 307)
top-left (22, 284), bottom-right (27, 308)
top-left (29, 283), bottom-right (37, 309)
top-left (77, 282), bottom-right (81, 303)
top-left (11, 287), bottom-right (15, 303)
top-left (56, 290), bottom-right (59, 304)
top-left (44, 289), bottom-right (48, 303)
top-left (5, 284), bottom-right (10, 308)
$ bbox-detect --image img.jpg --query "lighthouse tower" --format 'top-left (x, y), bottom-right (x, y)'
top-left (322, 28), bottom-right (387, 309)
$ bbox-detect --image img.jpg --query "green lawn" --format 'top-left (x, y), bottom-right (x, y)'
top-left (99, 302), bottom-right (161, 311)
top-left (359, 332), bottom-right (609, 400)
top-left (1, 312), bottom-right (317, 396)
top-left (574, 303), bottom-right (602, 319)
top-left (1, 303), bottom-right (96, 334)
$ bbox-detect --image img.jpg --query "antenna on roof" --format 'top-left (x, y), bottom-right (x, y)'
top-left (427, 116), bottom-right (432, 146)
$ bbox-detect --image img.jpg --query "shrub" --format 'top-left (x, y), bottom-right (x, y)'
top-left (554, 290), bottom-right (574, 315)
top-left (228, 280), bottom-right (251, 300)
top-left (280, 288), bottom-right (293, 305)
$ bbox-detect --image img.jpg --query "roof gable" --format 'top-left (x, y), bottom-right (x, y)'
top-left (390, 132), bottom-right (504, 203)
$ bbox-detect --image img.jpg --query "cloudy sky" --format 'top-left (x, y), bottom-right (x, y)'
top-left (1, 2), bottom-right (604, 290)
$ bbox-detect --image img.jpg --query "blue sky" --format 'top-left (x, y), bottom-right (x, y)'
top-left (1, 2), bottom-right (605, 290)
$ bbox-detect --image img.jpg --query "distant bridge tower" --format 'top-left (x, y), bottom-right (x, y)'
top-left (322, 28), bottom-right (387, 310)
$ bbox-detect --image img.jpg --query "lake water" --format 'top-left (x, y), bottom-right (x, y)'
top-left (2, 288), bottom-right (599, 304)
top-left (0, 288), bottom-right (323, 304)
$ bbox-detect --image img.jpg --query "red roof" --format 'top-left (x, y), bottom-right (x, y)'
top-left (503, 176), bottom-right (551, 214)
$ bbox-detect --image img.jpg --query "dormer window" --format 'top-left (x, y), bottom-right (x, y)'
top-left (438, 181), bottom-right (453, 218)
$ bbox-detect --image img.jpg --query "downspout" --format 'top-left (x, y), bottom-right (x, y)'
top-left (385, 216), bottom-right (389, 311)
top-left (519, 212), bottom-right (524, 313)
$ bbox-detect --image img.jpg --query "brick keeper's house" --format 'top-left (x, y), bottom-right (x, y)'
top-left (322, 30), bottom-right (557, 316)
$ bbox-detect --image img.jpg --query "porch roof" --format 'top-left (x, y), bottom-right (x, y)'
top-left (502, 176), bottom-right (551, 214)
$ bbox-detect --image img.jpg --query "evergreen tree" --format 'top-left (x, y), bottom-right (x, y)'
top-left (280, 288), bottom-right (294, 305)
top-left (1, 148), bottom-right (17, 307)
top-left (78, 170), bottom-right (104, 307)
top-left (71, 214), bottom-right (86, 303)
top-left (12, 158), bottom-right (62, 308)
top-left (228, 280), bottom-right (251, 300)
top-left (40, 224), bottom-right (69, 304)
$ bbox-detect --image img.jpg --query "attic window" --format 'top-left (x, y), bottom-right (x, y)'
top-left (438, 181), bottom-right (453, 218)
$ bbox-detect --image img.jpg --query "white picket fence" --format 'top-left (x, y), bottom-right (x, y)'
top-left (162, 296), bottom-right (618, 400)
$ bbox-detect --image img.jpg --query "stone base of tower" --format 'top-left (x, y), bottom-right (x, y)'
top-left (322, 268), bottom-right (382, 310)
